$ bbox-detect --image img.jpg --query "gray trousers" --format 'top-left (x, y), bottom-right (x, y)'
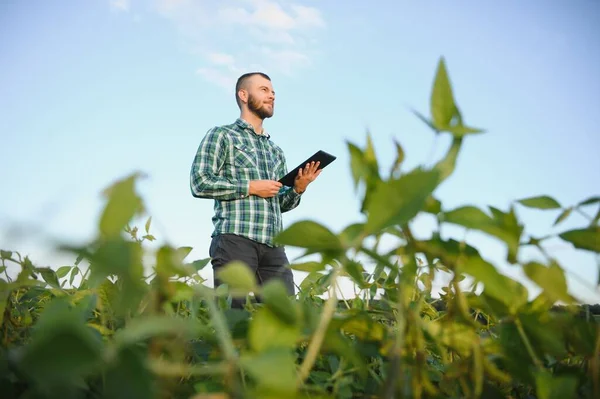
top-left (209, 233), bottom-right (295, 308)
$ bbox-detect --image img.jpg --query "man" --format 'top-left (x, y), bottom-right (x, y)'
top-left (190, 72), bottom-right (321, 308)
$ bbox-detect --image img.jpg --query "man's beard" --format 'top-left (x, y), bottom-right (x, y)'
top-left (248, 94), bottom-right (274, 119)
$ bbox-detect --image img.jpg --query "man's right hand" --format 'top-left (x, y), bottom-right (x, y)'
top-left (248, 180), bottom-right (283, 198)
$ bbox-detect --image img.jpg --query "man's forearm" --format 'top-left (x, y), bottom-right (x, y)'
top-left (190, 172), bottom-right (249, 200)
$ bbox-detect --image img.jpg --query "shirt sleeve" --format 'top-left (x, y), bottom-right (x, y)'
top-left (275, 149), bottom-right (301, 213)
top-left (190, 127), bottom-right (249, 200)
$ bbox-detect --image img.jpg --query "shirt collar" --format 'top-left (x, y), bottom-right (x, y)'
top-left (235, 118), bottom-right (271, 139)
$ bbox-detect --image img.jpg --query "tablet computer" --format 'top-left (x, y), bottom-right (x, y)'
top-left (278, 150), bottom-right (337, 187)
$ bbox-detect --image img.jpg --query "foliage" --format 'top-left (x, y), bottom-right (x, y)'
top-left (1, 57), bottom-right (599, 399)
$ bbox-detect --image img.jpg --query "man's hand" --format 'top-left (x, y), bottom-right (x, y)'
top-left (294, 161), bottom-right (321, 194)
top-left (249, 180), bottom-right (283, 198)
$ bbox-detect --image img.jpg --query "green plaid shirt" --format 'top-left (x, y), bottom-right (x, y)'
top-left (190, 118), bottom-right (301, 247)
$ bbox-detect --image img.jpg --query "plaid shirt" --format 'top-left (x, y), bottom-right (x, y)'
top-left (190, 118), bottom-right (301, 247)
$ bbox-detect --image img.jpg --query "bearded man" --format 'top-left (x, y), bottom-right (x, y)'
top-left (190, 72), bottom-right (321, 308)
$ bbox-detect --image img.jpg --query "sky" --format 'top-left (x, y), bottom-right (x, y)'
top-left (1, 0), bottom-right (599, 303)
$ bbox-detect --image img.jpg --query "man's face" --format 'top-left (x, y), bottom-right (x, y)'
top-left (245, 76), bottom-right (275, 119)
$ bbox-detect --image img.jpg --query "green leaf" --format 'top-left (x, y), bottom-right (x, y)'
top-left (113, 316), bottom-right (197, 349)
top-left (517, 195), bottom-right (562, 210)
top-left (433, 136), bottom-right (462, 182)
top-left (156, 245), bottom-right (191, 278)
top-left (446, 124), bottom-right (484, 137)
top-left (289, 261), bottom-right (325, 273)
top-left (189, 258), bottom-right (210, 272)
top-left (275, 221), bottom-right (342, 252)
top-left (339, 223), bottom-right (365, 249)
top-left (523, 262), bottom-right (572, 304)
top-left (343, 259), bottom-right (367, 288)
top-left (423, 196), bottom-right (442, 215)
top-left (462, 256), bottom-right (516, 306)
top-left (215, 261), bottom-right (257, 296)
top-left (56, 266), bottom-right (71, 279)
top-left (577, 196), bottom-right (600, 207)
top-left (99, 173), bottom-right (145, 238)
top-left (103, 347), bottom-right (155, 399)
top-left (411, 109), bottom-right (438, 132)
top-left (348, 142), bottom-right (369, 190)
top-left (240, 349), bottom-right (297, 394)
top-left (365, 169), bottom-right (440, 234)
top-left (38, 268), bottom-right (61, 289)
top-left (260, 280), bottom-right (297, 325)
top-left (144, 216), bottom-right (152, 234)
top-left (390, 139), bottom-right (405, 177)
top-left (69, 266), bottom-right (79, 286)
top-left (534, 370), bottom-right (577, 399)
top-left (559, 227), bottom-right (600, 252)
top-left (0, 250), bottom-right (12, 260)
top-left (248, 307), bottom-right (300, 352)
top-left (431, 57), bottom-right (456, 130)
top-left (443, 205), bottom-right (523, 263)
top-left (18, 298), bottom-right (103, 388)
top-left (553, 207), bottom-right (572, 226)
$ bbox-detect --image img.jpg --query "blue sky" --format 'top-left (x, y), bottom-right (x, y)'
top-left (1, 0), bottom-right (599, 303)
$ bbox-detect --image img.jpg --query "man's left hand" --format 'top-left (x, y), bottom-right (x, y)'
top-left (293, 161), bottom-right (321, 194)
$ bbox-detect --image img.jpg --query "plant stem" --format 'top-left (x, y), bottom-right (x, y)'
top-left (297, 267), bottom-right (340, 387)
top-left (514, 317), bottom-right (543, 369)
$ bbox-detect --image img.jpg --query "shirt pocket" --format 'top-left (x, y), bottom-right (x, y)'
top-left (232, 143), bottom-right (256, 169)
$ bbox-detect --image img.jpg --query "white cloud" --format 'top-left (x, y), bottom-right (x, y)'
top-left (122, 0), bottom-right (326, 88)
top-left (110, 0), bottom-right (130, 12)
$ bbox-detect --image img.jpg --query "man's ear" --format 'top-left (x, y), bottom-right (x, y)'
top-left (238, 89), bottom-right (248, 105)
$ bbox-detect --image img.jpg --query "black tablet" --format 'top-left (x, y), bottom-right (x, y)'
top-left (278, 150), bottom-right (337, 187)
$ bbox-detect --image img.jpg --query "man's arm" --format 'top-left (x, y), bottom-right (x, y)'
top-left (190, 128), bottom-right (249, 200)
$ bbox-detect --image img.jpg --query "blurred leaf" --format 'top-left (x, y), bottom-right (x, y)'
top-left (240, 349), bottom-right (296, 395)
top-left (215, 261), bottom-right (257, 296)
top-left (423, 196), bottom-right (442, 215)
top-left (424, 320), bottom-right (477, 356)
top-left (189, 258), bottom-right (211, 272)
top-left (577, 196), bottom-right (600, 207)
top-left (559, 227), bottom-right (600, 252)
top-left (443, 205), bottom-right (523, 263)
top-left (99, 173), bottom-right (145, 238)
top-left (517, 195), bottom-right (562, 210)
top-left (261, 279), bottom-right (297, 325)
top-left (248, 307), bottom-right (300, 352)
top-left (103, 346), bottom-right (155, 399)
top-left (534, 370), bottom-right (577, 399)
top-left (289, 261), bottom-right (325, 273)
top-left (156, 245), bottom-right (191, 278)
top-left (113, 316), bottom-right (197, 349)
top-left (523, 262), bottom-right (572, 304)
top-left (430, 57), bottom-right (456, 129)
top-left (69, 266), bottom-right (79, 286)
top-left (38, 268), bottom-right (61, 289)
top-left (365, 169), bottom-right (439, 234)
top-left (348, 142), bottom-right (369, 191)
top-left (56, 266), bottom-right (71, 279)
top-left (275, 221), bottom-right (343, 252)
top-left (390, 139), bottom-right (405, 177)
top-left (461, 256), bottom-right (517, 306)
top-left (0, 250), bottom-right (12, 260)
top-left (339, 314), bottom-right (385, 341)
top-left (446, 124), bottom-right (484, 136)
top-left (144, 216), bottom-right (152, 234)
top-left (18, 298), bottom-right (103, 389)
top-left (412, 109), bottom-right (438, 132)
top-left (343, 259), bottom-right (367, 289)
top-left (553, 207), bottom-right (572, 226)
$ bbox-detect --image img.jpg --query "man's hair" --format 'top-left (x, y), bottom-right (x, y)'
top-left (235, 72), bottom-right (271, 109)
